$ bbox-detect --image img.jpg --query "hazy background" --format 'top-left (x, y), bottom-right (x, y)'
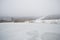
top-left (0, 0), bottom-right (60, 17)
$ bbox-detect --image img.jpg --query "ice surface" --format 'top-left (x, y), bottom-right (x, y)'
top-left (0, 23), bottom-right (60, 40)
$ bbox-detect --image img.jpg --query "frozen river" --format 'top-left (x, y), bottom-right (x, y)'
top-left (0, 23), bottom-right (60, 40)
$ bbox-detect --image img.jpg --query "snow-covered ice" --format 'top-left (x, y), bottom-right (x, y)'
top-left (0, 23), bottom-right (60, 40)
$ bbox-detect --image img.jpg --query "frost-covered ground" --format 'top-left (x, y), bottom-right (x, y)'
top-left (0, 23), bottom-right (60, 40)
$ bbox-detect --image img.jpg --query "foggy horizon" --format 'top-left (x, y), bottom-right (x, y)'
top-left (0, 0), bottom-right (60, 17)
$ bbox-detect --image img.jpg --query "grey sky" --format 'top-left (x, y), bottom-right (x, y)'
top-left (0, 0), bottom-right (60, 17)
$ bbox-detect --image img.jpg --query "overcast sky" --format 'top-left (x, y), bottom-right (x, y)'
top-left (0, 0), bottom-right (60, 17)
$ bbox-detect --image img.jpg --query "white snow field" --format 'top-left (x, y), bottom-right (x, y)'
top-left (33, 19), bottom-right (60, 24)
top-left (24, 18), bottom-right (60, 24)
top-left (0, 23), bottom-right (60, 40)
top-left (24, 15), bottom-right (60, 24)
